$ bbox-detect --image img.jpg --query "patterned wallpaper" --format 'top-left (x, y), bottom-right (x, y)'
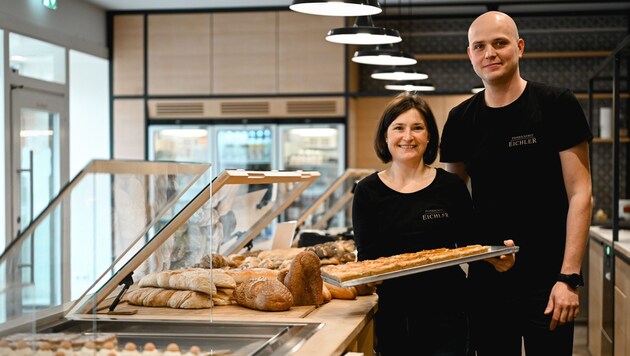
top-left (358, 14), bottom-right (629, 217)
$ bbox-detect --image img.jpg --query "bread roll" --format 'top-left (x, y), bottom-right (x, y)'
top-left (283, 250), bottom-right (323, 306)
top-left (323, 282), bottom-right (357, 300)
top-left (234, 277), bottom-right (293, 311)
top-left (354, 283), bottom-right (377, 296)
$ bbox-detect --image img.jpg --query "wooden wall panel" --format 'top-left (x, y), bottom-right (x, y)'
top-left (113, 99), bottom-right (145, 160)
top-left (278, 12), bottom-right (345, 94)
top-left (113, 15), bottom-right (144, 96)
top-left (351, 94), bottom-right (473, 170)
top-left (212, 12), bottom-right (277, 94)
top-left (147, 14), bottom-right (212, 95)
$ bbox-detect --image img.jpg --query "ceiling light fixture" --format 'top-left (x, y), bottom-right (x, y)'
top-left (371, 66), bottom-right (428, 80)
top-left (326, 15), bottom-right (401, 45)
top-left (385, 81), bottom-right (436, 92)
top-left (290, 0), bottom-right (382, 17)
top-left (352, 44), bottom-right (417, 66)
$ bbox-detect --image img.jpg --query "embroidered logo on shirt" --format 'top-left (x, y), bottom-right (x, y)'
top-left (422, 209), bottom-right (449, 220)
top-left (508, 133), bottom-right (537, 148)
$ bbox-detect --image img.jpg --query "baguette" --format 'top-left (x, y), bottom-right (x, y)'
top-left (234, 277), bottom-right (293, 311)
top-left (125, 287), bottom-right (212, 309)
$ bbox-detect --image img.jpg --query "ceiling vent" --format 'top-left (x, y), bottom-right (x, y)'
top-left (220, 101), bottom-right (270, 115)
top-left (155, 101), bottom-right (204, 116)
top-left (287, 100), bottom-right (338, 114)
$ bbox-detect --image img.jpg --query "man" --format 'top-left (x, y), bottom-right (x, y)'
top-left (440, 11), bottom-right (593, 356)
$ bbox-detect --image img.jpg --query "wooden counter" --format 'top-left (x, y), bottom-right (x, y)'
top-left (589, 225), bottom-right (630, 260)
top-left (84, 294), bottom-right (378, 356)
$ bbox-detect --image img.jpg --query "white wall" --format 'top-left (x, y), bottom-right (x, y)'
top-left (0, 0), bottom-right (107, 59)
top-left (69, 50), bottom-right (110, 176)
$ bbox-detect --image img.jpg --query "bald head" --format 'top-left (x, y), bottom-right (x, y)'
top-left (468, 11), bottom-right (520, 46)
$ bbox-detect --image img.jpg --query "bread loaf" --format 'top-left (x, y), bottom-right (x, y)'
top-left (323, 282), bottom-right (357, 300)
top-left (234, 277), bottom-right (293, 311)
top-left (125, 287), bottom-right (212, 309)
top-left (257, 247), bottom-right (304, 261)
top-left (225, 268), bottom-right (279, 284)
top-left (283, 250), bottom-right (323, 306)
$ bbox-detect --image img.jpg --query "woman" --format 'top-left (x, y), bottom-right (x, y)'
top-left (352, 92), bottom-right (474, 356)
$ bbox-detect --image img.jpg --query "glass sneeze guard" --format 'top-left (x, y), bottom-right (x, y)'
top-left (0, 160), bottom-right (213, 332)
top-left (295, 168), bottom-right (374, 231)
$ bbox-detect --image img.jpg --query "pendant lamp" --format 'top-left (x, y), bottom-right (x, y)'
top-left (326, 15), bottom-right (401, 45)
top-left (385, 81), bottom-right (435, 92)
top-left (290, 0), bottom-right (382, 17)
top-left (352, 44), bottom-right (417, 66)
top-left (371, 66), bottom-right (428, 80)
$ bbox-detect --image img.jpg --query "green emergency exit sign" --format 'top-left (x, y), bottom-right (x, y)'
top-left (43, 0), bottom-right (57, 10)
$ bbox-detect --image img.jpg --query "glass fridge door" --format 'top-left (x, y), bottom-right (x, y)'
top-left (278, 124), bottom-right (345, 222)
top-left (213, 125), bottom-right (276, 174)
top-left (148, 125), bottom-right (212, 163)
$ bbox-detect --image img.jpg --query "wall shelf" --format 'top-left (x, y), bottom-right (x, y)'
top-left (592, 137), bottom-right (630, 143)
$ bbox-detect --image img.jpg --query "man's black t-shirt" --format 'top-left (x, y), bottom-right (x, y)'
top-left (440, 81), bottom-right (593, 290)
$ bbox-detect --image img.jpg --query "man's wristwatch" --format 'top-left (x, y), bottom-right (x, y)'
top-left (557, 273), bottom-right (584, 289)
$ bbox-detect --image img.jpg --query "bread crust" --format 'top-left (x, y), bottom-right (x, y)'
top-left (283, 250), bottom-right (323, 306)
top-left (321, 245), bottom-right (489, 283)
top-left (234, 277), bottom-right (293, 311)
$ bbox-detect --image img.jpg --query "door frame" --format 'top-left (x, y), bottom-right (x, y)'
top-left (9, 83), bottom-right (68, 240)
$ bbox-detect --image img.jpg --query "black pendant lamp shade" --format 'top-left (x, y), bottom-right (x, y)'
top-left (290, 0), bottom-right (382, 17)
top-left (371, 66), bottom-right (428, 81)
top-left (326, 15), bottom-right (401, 45)
top-left (352, 44), bottom-right (417, 66)
top-left (385, 81), bottom-right (436, 92)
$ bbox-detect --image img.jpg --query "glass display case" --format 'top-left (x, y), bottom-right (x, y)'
top-left (295, 168), bottom-right (374, 231)
top-left (0, 160), bottom-right (323, 355)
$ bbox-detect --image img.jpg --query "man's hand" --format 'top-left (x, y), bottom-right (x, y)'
top-left (484, 239), bottom-right (516, 272)
top-left (544, 281), bottom-right (580, 330)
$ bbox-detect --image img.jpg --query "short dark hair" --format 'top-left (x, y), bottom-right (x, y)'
top-left (374, 92), bottom-right (440, 164)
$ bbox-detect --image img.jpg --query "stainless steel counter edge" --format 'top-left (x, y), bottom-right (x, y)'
top-left (589, 225), bottom-right (630, 260)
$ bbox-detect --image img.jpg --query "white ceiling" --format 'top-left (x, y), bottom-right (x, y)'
top-left (80, 0), bottom-right (292, 11)
top-left (78, 0), bottom-right (630, 16)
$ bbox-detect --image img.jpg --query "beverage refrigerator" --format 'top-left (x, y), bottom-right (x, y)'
top-left (148, 122), bottom-right (345, 223)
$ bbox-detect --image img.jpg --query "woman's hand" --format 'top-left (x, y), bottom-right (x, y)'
top-left (484, 239), bottom-right (516, 272)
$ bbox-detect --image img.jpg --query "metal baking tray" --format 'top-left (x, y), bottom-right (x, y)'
top-left (322, 245), bottom-right (520, 287)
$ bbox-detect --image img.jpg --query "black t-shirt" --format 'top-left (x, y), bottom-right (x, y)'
top-left (352, 168), bottom-right (473, 311)
top-left (440, 81), bottom-right (593, 289)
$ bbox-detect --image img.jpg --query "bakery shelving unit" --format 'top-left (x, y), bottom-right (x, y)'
top-left (586, 34), bottom-right (630, 356)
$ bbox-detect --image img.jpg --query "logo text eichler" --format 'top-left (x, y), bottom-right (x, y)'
top-left (508, 134), bottom-right (537, 148)
top-left (422, 209), bottom-right (449, 220)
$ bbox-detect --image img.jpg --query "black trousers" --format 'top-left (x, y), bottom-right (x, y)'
top-left (375, 307), bottom-right (468, 356)
top-left (468, 286), bottom-right (575, 356)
